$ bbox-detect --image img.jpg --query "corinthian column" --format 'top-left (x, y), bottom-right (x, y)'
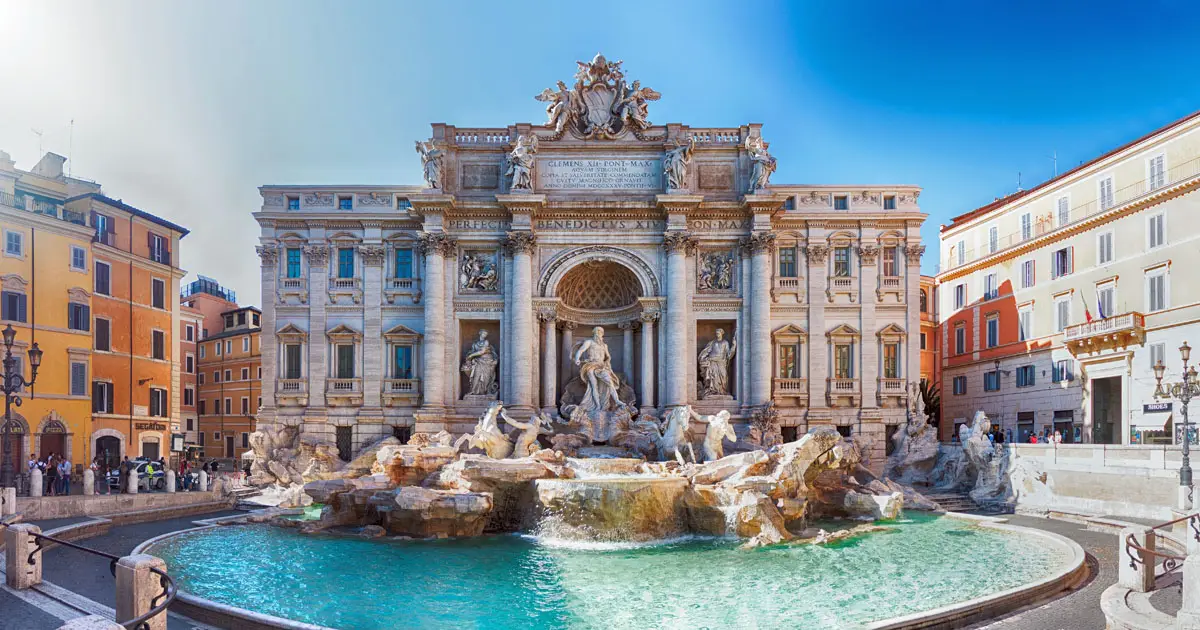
top-left (539, 305), bottom-right (558, 413)
top-left (418, 233), bottom-right (456, 410)
top-left (745, 231), bottom-right (776, 406)
top-left (506, 231), bottom-right (537, 412)
top-left (662, 231), bottom-right (695, 407)
top-left (639, 310), bottom-right (657, 411)
top-left (560, 322), bottom-right (576, 387)
top-left (620, 321), bottom-right (635, 384)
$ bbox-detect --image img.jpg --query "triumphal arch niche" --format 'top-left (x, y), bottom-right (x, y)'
top-left (257, 54), bottom-right (925, 466)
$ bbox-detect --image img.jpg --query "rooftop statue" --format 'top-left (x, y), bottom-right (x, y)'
top-left (505, 134), bottom-right (538, 192)
top-left (746, 136), bottom-right (777, 192)
top-left (414, 140), bottom-right (444, 190)
top-left (663, 136), bottom-right (696, 192)
top-left (534, 53), bottom-right (660, 140)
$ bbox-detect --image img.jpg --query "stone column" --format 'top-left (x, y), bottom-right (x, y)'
top-left (115, 554), bottom-right (169, 630)
top-left (539, 306), bottom-right (558, 413)
top-left (360, 244), bottom-right (387, 410)
top-left (256, 245), bottom-right (280, 414)
top-left (83, 468), bottom-right (95, 495)
top-left (620, 321), bottom-right (635, 384)
top-left (30, 467), bottom-right (42, 497)
top-left (560, 322), bottom-right (576, 388)
top-left (505, 231), bottom-right (537, 412)
top-left (5, 523), bottom-right (41, 589)
top-left (639, 311), bottom-right (657, 410)
top-left (663, 232), bottom-right (695, 408)
top-left (746, 232), bottom-right (776, 406)
top-left (304, 243), bottom-right (330, 410)
top-left (419, 234), bottom-right (455, 410)
top-left (165, 469), bottom-right (175, 493)
top-left (905, 244), bottom-right (926, 397)
top-left (806, 244), bottom-right (830, 407)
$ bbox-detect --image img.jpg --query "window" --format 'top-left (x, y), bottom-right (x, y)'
top-left (199, 432), bottom-right (205, 446)
top-left (92, 381), bottom-right (114, 414)
top-left (882, 246), bottom-right (898, 276)
top-left (1098, 231), bottom-right (1113, 265)
top-left (237, 312), bottom-right (246, 326)
top-left (954, 324), bottom-right (966, 355)
top-left (1018, 306), bottom-right (1032, 342)
top-left (1055, 297), bottom-right (1071, 332)
top-left (215, 341), bottom-right (222, 356)
top-left (257, 366), bottom-right (262, 379)
top-left (224, 369), bottom-right (232, 382)
top-left (919, 333), bottom-right (927, 350)
top-left (94, 318), bottom-right (111, 351)
top-left (956, 240), bottom-right (965, 266)
top-left (393, 345), bottom-right (414, 379)
top-left (198, 373), bottom-right (205, 385)
top-left (983, 273), bottom-right (998, 300)
top-left (834, 195), bottom-right (848, 210)
top-left (152, 330), bottom-right (165, 360)
top-left (67, 302), bottom-right (90, 331)
top-left (986, 315), bottom-right (999, 348)
top-left (1099, 176), bottom-right (1114, 211)
top-left (186, 418), bottom-right (194, 431)
top-left (778, 247), bottom-right (797, 278)
top-left (394, 247), bottom-right (414, 278)
top-left (1052, 359), bottom-right (1074, 383)
top-left (284, 344), bottom-right (303, 379)
top-left (954, 283), bottom-right (966, 309)
top-left (243, 337), bottom-right (250, 353)
top-left (2, 291), bottom-right (26, 323)
top-left (1148, 213), bottom-right (1165, 249)
top-left (257, 396), bottom-right (262, 409)
top-left (1150, 342), bottom-right (1166, 371)
top-left (241, 397), bottom-right (249, 415)
top-left (1097, 284), bottom-right (1114, 319)
top-left (213, 371), bottom-right (220, 383)
top-left (834, 344), bottom-right (853, 379)
top-left (184, 387), bottom-right (194, 406)
top-left (241, 367), bottom-right (249, 380)
top-left (5, 230), bottom-right (23, 257)
top-left (1021, 213), bottom-right (1032, 241)
top-left (95, 261), bottom-right (111, 295)
top-left (70, 362), bottom-right (87, 397)
top-left (252, 313), bottom-right (260, 326)
top-left (199, 344), bottom-right (206, 359)
top-left (1148, 155), bottom-right (1166, 190)
top-left (185, 354), bottom-right (194, 373)
top-left (1021, 259), bottom-right (1035, 289)
top-left (286, 248), bottom-right (302, 278)
top-left (919, 289), bottom-right (928, 312)
top-left (883, 195), bottom-right (896, 210)
top-left (984, 370), bottom-right (1000, 392)
top-left (185, 325), bottom-right (194, 342)
top-left (149, 387), bottom-right (168, 417)
top-left (883, 343), bottom-right (899, 379)
top-left (224, 314), bottom-right (234, 329)
top-left (225, 340), bottom-right (232, 355)
top-left (242, 432), bottom-right (250, 449)
top-left (336, 344), bottom-right (356, 379)
top-left (151, 278), bottom-right (165, 309)
top-left (198, 400), bottom-right (206, 415)
top-left (1147, 268), bottom-right (1168, 312)
top-left (988, 226), bottom-right (998, 253)
top-left (148, 232), bottom-right (169, 265)
top-left (70, 245), bottom-right (86, 270)
top-left (833, 247), bottom-right (851, 277)
top-left (339, 196), bottom-right (353, 210)
top-left (1057, 196), bottom-right (1070, 227)
top-left (224, 398), bottom-right (232, 415)
top-left (337, 248), bottom-right (355, 278)
top-left (952, 375), bottom-right (966, 395)
top-left (778, 344), bottom-right (799, 378)
top-left (1051, 247), bottom-right (1073, 278)
top-left (287, 196), bottom-right (300, 210)
top-left (1016, 365), bottom-right (1035, 387)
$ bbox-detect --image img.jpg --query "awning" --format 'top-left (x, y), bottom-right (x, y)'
top-left (1133, 413), bottom-right (1172, 431)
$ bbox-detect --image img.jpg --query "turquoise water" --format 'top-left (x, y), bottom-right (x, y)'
top-left (151, 514), bottom-right (1067, 630)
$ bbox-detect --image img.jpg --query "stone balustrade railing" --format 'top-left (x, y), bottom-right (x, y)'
top-left (277, 379), bottom-right (306, 393)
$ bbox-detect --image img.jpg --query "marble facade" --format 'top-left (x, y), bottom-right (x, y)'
top-left (252, 56), bottom-right (927, 469)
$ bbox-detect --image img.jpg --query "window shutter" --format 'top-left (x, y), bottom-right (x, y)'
top-left (92, 382), bottom-right (101, 413)
top-left (107, 216), bottom-right (115, 234)
top-left (89, 211), bottom-right (98, 229)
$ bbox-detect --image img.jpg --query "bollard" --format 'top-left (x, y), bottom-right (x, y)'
top-left (54, 614), bottom-right (123, 629)
top-left (127, 471), bottom-right (139, 495)
top-left (198, 470), bottom-right (208, 492)
top-left (1, 487), bottom-right (15, 516)
top-left (83, 469), bottom-right (95, 496)
top-left (1118, 525), bottom-right (1157, 593)
top-left (29, 468), bottom-right (43, 497)
top-left (165, 469), bottom-right (176, 494)
top-left (1178, 554), bottom-right (1200, 630)
top-left (5, 523), bottom-right (42, 589)
top-left (115, 554), bottom-right (168, 630)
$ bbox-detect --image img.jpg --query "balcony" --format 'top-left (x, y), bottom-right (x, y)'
top-left (277, 277), bottom-right (308, 304)
top-left (771, 276), bottom-right (804, 303)
top-left (1, 191), bottom-right (87, 227)
top-left (826, 377), bottom-right (860, 408)
top-left (328, 276), bottom-right (362, 304)
top-left (326, 378), bottom-right (363, 406)
top-left (877, 377), bottom-right (906, 407)
top-left (825, 275), bottom-right (859, 303)
top-left (382, 378), bottom-right (421, 406)
top-left (876, 275), bottom-right (904, 303)
top-left (384, 277), bottom-right (422, 305)
top-left (276, 379), bottom-right (308, 406)
top-left (1064, 311), bottom-right (1146, 356)
top-left (772, 377), bottom-right (809, 407)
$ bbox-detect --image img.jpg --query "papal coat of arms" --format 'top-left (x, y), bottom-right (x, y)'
top-left (535, 53), bottom-right (661, 140)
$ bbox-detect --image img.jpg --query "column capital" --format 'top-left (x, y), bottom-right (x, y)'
top-left (639, 311), bottom-right (660, 324)
top-left (256, 244), bottom-right (279, 265)
top-left (358, 244), bottom-right (387, 267)
top-left (857, 244), bottom-right (879, 265)
top-left (417, 232), bottom-right (457, 257)
top-left (904, 243), bottom-right (926, 264)
top-left (618, 320), bottom-right (636, 331)
top-left (504, 230), bottom-right (538, 255)
top-left (302, 243), bottom-right (330, 266)
top-left (805, 243), bottom-right (829, 264)
top-left (536, 304), bottom-right (558, 323)
top-left (662, 230), bottom-right (697, 255)
top-left (741, 231), bottom-right (777, 255)
top-left (559, 320), bottom-right (578, 331)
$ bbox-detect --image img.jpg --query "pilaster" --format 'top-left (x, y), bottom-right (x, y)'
top-left (303, 242), bottom-right (330, 412)
top-left (360, 244), bottom-right (386, 412)
top-left (744, 231), bottom-right (776, 406)
top-left (256, 244), bottom-right (279, 418)
top-left (859, 234), bottom-right (880, 409)
top-left (806, 240), bottom-right (830, 408)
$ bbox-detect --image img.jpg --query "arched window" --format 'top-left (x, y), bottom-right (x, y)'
top-left (920, 289), bottom-right (928, 313)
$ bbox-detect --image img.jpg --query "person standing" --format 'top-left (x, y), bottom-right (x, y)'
top-left (179, 459), bottom-right (191, 491)
top-left (45, 453), bottom-right (58, 496)
top-left (118, 456), bottom-right (130, 494)
top-left (57, 457), bottom-right (71, 495)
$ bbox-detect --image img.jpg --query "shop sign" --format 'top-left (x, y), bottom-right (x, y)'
top-left (135, 422), bottom-right (167, 431)
top-left (1143, 402), bottom-right (1172, 413)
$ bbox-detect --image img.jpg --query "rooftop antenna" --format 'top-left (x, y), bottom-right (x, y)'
top-left (31, 128), bottom-right (43, 155)
top-left (1016, 171), bottom-right (1023, 192)
top-left (1048, 150), bottom-right (1058, 177)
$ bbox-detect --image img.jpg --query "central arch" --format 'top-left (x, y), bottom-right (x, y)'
top-left (538, 246), bottom-right (659, 299)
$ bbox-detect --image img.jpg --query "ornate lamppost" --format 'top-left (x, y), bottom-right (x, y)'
top-left (1153, 341), bottom-right (1198, 505)
top-left (1, 324), bottom-right (43, 488)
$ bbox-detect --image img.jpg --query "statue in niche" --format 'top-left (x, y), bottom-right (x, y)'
top-left (414, 140), bottom-right (444, 190)
top-left (505, 134), bottom-right (538, 192)
top-left (462, 330), bottom-right (499, 397)
top-left (663, 136), bottom-right (696, 192)
top-left (459, 252), bottom-right (498, 292)
top-left (698, 328), bottom-right (736, 399)
top-left (574, 326), bottom-right (628, 413)
top-left (745, 136), bottom-right (777, 192)
top-left (697, 251), bottom-right (734, 292)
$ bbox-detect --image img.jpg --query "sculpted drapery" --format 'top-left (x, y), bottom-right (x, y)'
top-left (698, 328), bottom-right (736, 398)
top-left (462, 330), bottom-right (498, 396)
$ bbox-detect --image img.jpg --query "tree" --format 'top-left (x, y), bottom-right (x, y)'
top-left (919, 380), bottom-right (941, 429)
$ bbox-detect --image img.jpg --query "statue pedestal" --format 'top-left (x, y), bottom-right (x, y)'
top-left (461, 394), bottom-right (497, 404)
top-left (699, 394), bottom-right (734, 402)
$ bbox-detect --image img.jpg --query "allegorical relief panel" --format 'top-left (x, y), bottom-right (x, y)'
top-left (459, 250), bottom-right (499, 292)
top-left (461, 163), bottom-right (500, 190)
top-left (697, 250), bottom-right (736, 293)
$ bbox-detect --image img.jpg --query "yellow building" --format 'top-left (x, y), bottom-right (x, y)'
top-left (0, 151), bottom-right (101, 479)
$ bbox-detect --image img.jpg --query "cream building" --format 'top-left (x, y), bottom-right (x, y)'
top-left (253, 56), bottom-right (926, 468)
top-left (937, 110), bottom-right (1200, 447)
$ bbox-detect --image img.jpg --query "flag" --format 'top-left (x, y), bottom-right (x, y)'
top-left (1078, 292), bottom-right (1093, 323)
top-left (1096, 291), bottom-right (1106, 319)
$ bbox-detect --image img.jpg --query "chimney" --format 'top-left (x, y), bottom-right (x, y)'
top-left (31, 152), bottom-right (67, 179)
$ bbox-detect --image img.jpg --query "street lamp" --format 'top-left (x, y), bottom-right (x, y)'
top-left (1, 324), bottom-right (42, 488)
top-left (1153, 341), bottom-right (1199, 505)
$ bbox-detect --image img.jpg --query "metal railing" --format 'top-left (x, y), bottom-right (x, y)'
top-left (1125, 512), bottom-right (1199, 582)
top-left (1064, 311), bottom-right (1145, 343)
top-left (28, 531), bottom-right (176, 629)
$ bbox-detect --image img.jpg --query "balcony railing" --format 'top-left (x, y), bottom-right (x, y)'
top-left (327, 378), bottom-right (362, 393)
top-left (773, 377), bottom-right (808, 394)
top-left (388, 277), bottom-right (418, 290)
top-left (774, 276), bottom-right (801, 290)
top-left (828, 377), bottom-right (858, 393)
top-left (828, 276), bottom-right (855, 290)
top-left (329, 277), bottom-right (361, 291)
top-left (280, 278), bottom-right (305, 290)
top-left (878, 377), bottom-right (906, 394)
top-left (278, 379), bottom-right (306, 393)
top-left (0, 191), bottom-right (86, 226)
top-left (1064, 311), bottom-right (1146, 354)
top-left (384, 378), bottom-right (419, 394)
top-left (879, 276), bottom-right (902, 289)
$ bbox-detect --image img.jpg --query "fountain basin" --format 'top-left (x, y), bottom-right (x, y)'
top-left (535, 476), bottom-right (689, 542)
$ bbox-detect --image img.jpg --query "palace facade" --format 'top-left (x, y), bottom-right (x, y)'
top-left (253, 56), bottom-right (927, 469)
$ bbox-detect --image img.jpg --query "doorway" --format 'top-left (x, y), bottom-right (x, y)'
top-left (1091, 376), bottom-right (1121, 445)
top-left (96, 436), bottom-right (120, 470)
top-left (142, 439), bottom-right (160, 461)
top-left (40, 433), bottom-right (66, 461)
top-left (225, 435), bottom-right (235, 458)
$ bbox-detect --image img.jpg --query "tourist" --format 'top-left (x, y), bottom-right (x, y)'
top-left (995, 431), bottom-right (1005, 444)
top-left (27, 454), bottom-right (37, 473)
top-left (118, 456), bottom-right (130, 494)
top-left (1053, 430), bottom-right (1063, 446)
top-left (90, 458), bottom-right (105, 495)
top-left (58, 457), bottom-right (71, 495)
top-left (179, 460), bottom-right (191, 491)
top-left (1028, 433), bottom-right (1039, 444)
top-left (45, 453), bottom-right (59, 496)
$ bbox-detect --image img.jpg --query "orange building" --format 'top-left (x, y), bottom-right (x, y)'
top-left (918, 275), bottom-right (942, 437)
top-left (180, 305), bottom-right (203, 448)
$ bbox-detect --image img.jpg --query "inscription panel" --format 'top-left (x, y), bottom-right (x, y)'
top-left (535, 219), bottom-right (666, 231)
top-left (538, 159), bottom-right (661, 191)
top-left (698, 163), bottom-right (735, 191)
top-left (461, 163), bottom-right (500, 190)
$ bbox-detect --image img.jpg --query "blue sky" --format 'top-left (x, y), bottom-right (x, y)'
top-left (2, 1), bottom-right (1198, 305)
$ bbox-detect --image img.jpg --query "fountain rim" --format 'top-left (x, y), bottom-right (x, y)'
top-left (134, 511), bottom-right (1087, 630)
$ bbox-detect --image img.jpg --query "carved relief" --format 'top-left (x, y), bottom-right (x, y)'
top-left (263, 194), bottom-right (285, 208)
top-left (741, 232), bottom-right (777, 255)
top-left (417, 233), bottom-right (457, 257)
top-left (302, 244), bottom-right (330, 266)
top-left (898, 192), bottom-right (920, 206)
top-left (535, 53), bottom-right (660, 140)
top-left (459, 251), bottom-right (499, 292)
top-left (661, 231), bottom-right (697, 255)
top-left (805, 244), bottom-right (829, 264)
top-left (797, 191), bottom-right (831, 206)
top-left (857, 245), bottom-right (879, 265)
top-left (697, 250), bottom-right (735, 292)
top-left (256, 245), bottom-right (279, 265)
top-left (358, 245), bottom-right (387, 267)
top-left (357, 192), bottom-right (392, 207)
top-left (461, 163), bottom-right (500, 190)
top-left (503, 231), bottom-right (538, 255)
top-left (302, 193), bottom-right (334, 207)
top-left (67, 287), bottom-right (90, 304)
top-left (852, 191), bottom-right (880, 206)
top-left (698, 163), bottom-right (735, 191)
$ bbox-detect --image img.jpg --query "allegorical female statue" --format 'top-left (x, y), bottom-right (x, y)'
top-left (506, 134), bottom-right (538, 192)
top-left (663, 136), bottom-right (696, 192)
top-left (415, 140), bottom-right (444, 190)
top-left (573, 326), bottom-right (627, 413)
top-left (745, 136), bottom-right (777, 192)
top-left (698, 328), bottom-right (736, 399)
top-left (462, 329), bottom-right (498, 397)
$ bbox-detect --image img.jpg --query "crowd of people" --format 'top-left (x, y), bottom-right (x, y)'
top-left (24, 452), bottom-right (72, 496)
top-left (23, 453), bottom-right (228, 495)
